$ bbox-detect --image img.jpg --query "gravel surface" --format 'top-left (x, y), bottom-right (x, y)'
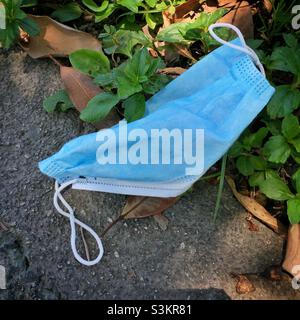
top-left (1, 49), bottom-right (300, 300)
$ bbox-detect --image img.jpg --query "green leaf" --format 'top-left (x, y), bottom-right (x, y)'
top-left (82, 0), bottom-right (109, 12)
top-left (0, 22), bottom-right (19, 48)
top-left (115, 67), bottom-right (142, 99)
top-left (80, 92), bottom-right (120, 123)
top-left (236, 156), bottom-right (254, 176)
top-left (283, 33), bottom-right (298, 48)
top-left (263, 119), bottom-right (282, 135)
top-left (157, 21), bottom-right (189, 44)
top-left (94, 4), bottom-right (116, 23)
top-left (269, 46), bottom-right (300, 76)
top-left (246, 39), bottom-right (264, 50)
top-left (145, 0), bottom-right (157, 7)
top-left (281, 114), bottom-right (300, 140)
top-left (290, 137), bottom-right (300, 152)
top-left (260, 177), bottom-right (294, 201)
top-left (145, 13), bottom-right (157, 30)
top-left (117, 0), bottom-right (142, 13)
top-left (293, 168), bottom-right (300, 194)
top-left (265, 169), bottom-right (281, 180)
top-left (242, 127), bottom-right (269, 149)
top-left (114, 48), bottom-right (153, 99)
top-left (101, 28), bottom-right (151, 58)
top-left (123, 93), bottom-right (146, 122)
top-left (94, 72), bottom-right (115, 87)
top-left (21, 0), bottom-right (38, 7)
top-left (249, 155), bottom-right (267, 171)
top-left (43, 90), bottom-right (73, 113)
top-left (228, 141), bottom-right (244, 158)
top-left (249, 171), bottom-right (265, 187)
top-left (267, 85), bottom-right (300, 119)
top-left (14, 7), bottom-right (26, 20)
top-left (69, 49), bottom-right (110, 77)
top-left (157, 9), bottom-right (227, 44)
top-left (19, 16), bottom-right (40, 36)
top-left (51, 3), bottom-right (82, 22)
top-left (292, 150), bottom-right (300, 164)
top-left (142, 74), bottom-right (170, 95)
top-left (287, 199), bottom-right (300, 224)
top-left (263, 135), bottom-right (291, 163)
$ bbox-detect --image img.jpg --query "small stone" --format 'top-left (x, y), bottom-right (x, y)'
top-left (107, 217), bottom-right (113, 223)
top-left (114, 251), bottom-right (119, 258)
top-left (180, 242), bottom-right (186, 250)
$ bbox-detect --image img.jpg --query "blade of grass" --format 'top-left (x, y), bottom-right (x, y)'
top-left (213, 153), bottom-right (228, 222)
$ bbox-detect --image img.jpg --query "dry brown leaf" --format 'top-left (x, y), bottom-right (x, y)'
top-left (153, 214), bottom-right (169, 231)
top-left (122, 196), bottom-right (179, 220)
top-left (235, 275), bottom-right (255, 294)
top-left (203, 1), bottom-right (254, 38)
top-left (158, 67), bottom-right (187, 76)
top-left (173, 44), bottom-right (197, 62)
top-left (175, 0), bottom-right (203, 20)
top-left (283, 224), bottom-right (300, 278)
top-left (21, 15), bottom-right (102, 58)
top-left (60, 65), bottom-right (119, 130)
top-left (60, 65), bottom-right (102, 112)
top-left (261, 0), bottom-right (273, 14)
top-left (226, 176), bottom-right (287, 236)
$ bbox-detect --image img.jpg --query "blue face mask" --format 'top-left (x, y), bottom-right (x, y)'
top-left (39, 23), bottom-right (275, 266)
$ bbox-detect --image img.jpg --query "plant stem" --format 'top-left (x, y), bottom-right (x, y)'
top-left (213, 153), bottom-right (228, 222)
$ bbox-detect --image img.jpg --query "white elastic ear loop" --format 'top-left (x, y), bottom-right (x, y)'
top-left (53, 180), bottom-right (104, 266)
top-left (208, 22), bottom-right (265, 77)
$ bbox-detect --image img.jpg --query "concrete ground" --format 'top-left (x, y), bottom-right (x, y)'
top-left (0, 49), bottom-right (299, 300)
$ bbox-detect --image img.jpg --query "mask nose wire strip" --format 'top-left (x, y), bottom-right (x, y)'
top-left (53, 180), bottom-right (104, 266)
top-left (208, 22), bottom-right (265, 77)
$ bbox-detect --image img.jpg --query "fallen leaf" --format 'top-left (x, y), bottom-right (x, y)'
top-left (158, 67), bottom-right (187, 76)
top-left (60, 65), bottom-right (102, 112)
top-left (122, 196), bottom-right (179, 219)
top-left (153, 214), bottom-right (169, 231)
top-left (261, 0), bottom-right (272, 14)
top-left (226, 176), bottom-right (287, 236)
top-left (283, 224), bottom-right (300, 278)
top-left (235, 275), bottom-right (256, 294)
top-left (203, 0), bottom-right (254, 38)
top-left (175, 0), bottom-right (203, 20)
top-left (21, 15), bottom-right (102, 58)
top-left (219, 1), bottom-right (254, 39)
top-left (173, 44), bottom-right (197, 62)
top-left (59, 64), bottom-right (119, 129)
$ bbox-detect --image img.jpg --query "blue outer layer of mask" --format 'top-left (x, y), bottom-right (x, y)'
top-left (39, 38), bottom-right (275, 197)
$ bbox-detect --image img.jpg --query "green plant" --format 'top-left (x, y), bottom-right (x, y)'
top-left (69, 47), bottom-right (171, 123)
top-left (82, 0), bottom-right (186, 25)
top-left (258, 0), bottom-right (297, 41)
top-left (43, 89), bottom-right (74, 113)
top-left (229, 32), bottom-right (300, 224)
top-left (99, 24), bottom-right (152, 58)
top-left (157, 9), bottom-right (230, 52)
top-left (0, 0), bottom-right (39, 48)
top-left (51, 2), bottom-right (83, 23)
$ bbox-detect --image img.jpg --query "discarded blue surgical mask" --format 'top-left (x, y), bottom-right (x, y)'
top-left (39, 23), bottom-right (275, 266)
